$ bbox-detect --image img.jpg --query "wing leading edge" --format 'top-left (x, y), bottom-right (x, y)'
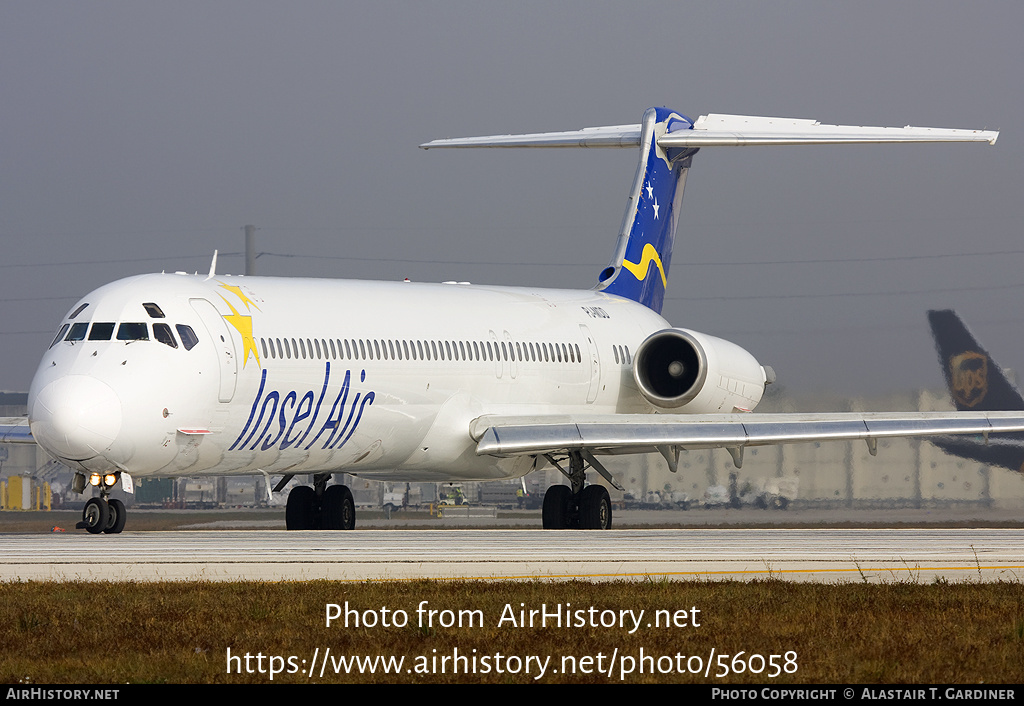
top-left (471, 412), bottom-right (1024, 469)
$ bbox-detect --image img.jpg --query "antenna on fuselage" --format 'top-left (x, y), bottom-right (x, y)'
top-left (204, 250), bottom-right (218, 281)
top-left (244, 224), bottom-right (257, 275)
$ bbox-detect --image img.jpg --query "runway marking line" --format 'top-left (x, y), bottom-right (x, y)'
top-left (276, 564), bottom-right (1024, 583)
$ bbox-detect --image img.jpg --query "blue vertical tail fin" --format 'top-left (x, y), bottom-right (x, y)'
top-left (594, 107), bottom-right (697, 314)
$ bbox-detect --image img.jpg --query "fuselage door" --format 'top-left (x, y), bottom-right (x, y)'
top-left (580, 323), bottom-right (600, 403)
top-left (503, 330), bottom-right (518, 380)
top-left (189, 298), bottom-right (237, 403)
top-left (488, 330), bottom-right (502, 379)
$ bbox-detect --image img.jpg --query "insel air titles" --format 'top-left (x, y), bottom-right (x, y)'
top-left (230, 363), bottom-right (374, 452)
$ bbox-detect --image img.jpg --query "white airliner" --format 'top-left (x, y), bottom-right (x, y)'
top-left (3, 107), bottom-right (1022, 534)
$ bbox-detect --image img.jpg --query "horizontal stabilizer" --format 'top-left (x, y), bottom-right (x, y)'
top-left (661, 113), bottom-right (998, 147)
top-left (471, 411), bottom-right (1024, 458)
top-left (420, 124), bottom-right (641, 149)
top-left (421, 113), bottom-right (998, 149)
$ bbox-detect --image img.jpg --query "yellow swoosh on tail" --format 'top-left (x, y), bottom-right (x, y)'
top-left (621, 243), bottom-right (667, 287)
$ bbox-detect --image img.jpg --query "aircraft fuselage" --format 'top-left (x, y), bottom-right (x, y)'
top-left (30, 272), bottom-right (759, 484)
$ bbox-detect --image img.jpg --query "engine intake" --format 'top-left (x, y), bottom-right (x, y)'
top-left (633, 328), bottom-right (767, 413)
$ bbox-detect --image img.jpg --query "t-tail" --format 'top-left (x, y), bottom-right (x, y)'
top-left (928, 309), bottom-right (1024, 412)
top-left (421, 109), bottom-right (998, 314)
top-left (595, 108), bottom-right (694, 313)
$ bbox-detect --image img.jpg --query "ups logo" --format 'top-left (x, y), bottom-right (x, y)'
top-left (950, 351), bottom-right (988, 408)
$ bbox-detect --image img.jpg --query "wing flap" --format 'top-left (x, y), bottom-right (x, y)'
top-left (473, 412), bottom-right (1024, 457)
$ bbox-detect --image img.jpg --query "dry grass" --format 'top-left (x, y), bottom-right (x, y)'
top-left (1, 579), bottom-right (1021, 684)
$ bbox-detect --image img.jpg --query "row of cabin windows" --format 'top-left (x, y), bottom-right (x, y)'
top-left (50, 321), bottom-right (199, 351)
top-left (259, 336), bottom-right (584, 365)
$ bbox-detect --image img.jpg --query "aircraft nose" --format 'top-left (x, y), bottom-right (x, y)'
top-left (30, 376), bottom-right (122, 460)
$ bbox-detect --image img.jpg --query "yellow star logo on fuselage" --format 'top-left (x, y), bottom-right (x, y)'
top-left (218, 283), bottom-right (260, 312)
top-left (216, 282), bottom-right (262, 368)
top-left (220, 298), bottom-right (260, 368)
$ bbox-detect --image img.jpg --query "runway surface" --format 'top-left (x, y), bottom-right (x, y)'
top-left (2, 528), bottom-right (1022, 583)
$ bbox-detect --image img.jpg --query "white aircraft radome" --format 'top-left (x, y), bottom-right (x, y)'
top-left (2, 107), bottom-right (1020, 534)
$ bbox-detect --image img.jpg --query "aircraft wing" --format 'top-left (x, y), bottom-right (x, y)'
top-left (470, 411), bottom-right (1024, 468)
top-left (0, 418), bottom-right (32, 444)
top-left (421, 113), bottom-right (998, 149)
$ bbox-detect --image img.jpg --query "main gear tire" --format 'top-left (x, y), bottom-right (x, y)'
top-left (322, 485), bottom-right (356, 530)
top-left (579, 485), bottom-right (612, 530)
top-left (286, 486), bottom-right (317, 530)
top-left (542, 485), bottom-right (573, 529)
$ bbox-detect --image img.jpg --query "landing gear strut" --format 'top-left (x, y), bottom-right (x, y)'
top-left (541, 451), bottom-right (613, 530)
top-left (285, 474), bottom-right (356, 530)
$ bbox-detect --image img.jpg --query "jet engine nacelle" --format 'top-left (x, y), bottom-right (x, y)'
top-left (633, 328), bottom-right (769, 413)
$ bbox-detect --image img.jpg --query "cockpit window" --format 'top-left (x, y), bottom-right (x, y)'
top-left (176, 324), bottom-right (199, 351)
top-left (68, 303), bottom-right (89, 319)
top-left (143, 303), bottom-right (165, 318)
top-left (50, 324), bottom-right (70, 349)
top-left (89, 323), bottom-right (115, 341)
top-left (66, 322), bottom-right (88, 341)
top-left (153, 323), bottom-right (178, 348)
top-left (117, 323), bottom-right (149, 341)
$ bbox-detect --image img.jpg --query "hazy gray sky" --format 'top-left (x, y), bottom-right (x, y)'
top-left (2, 1), bottom-right (1021, 399)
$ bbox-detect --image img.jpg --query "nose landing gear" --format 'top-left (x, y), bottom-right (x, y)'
top-left (78, 475), bottom-right (127, 535)
top-left (81, 497), bottom-right (109, 534)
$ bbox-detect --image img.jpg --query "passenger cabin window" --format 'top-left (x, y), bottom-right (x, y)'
top-left (176, 324), bottom-right (199, 351)
top-left (153, 323), bottom-right (178, 348)
top-left (143, 303), bottom-right (166, 318)
top-left (117, 323), bottom-right (149, 341)
top-left (89, 323), bottom-right (115, 341)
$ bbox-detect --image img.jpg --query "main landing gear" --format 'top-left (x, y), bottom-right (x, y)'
top-left (77, 472), bottom-right (127, 534)
top-left (285, 473), bottom-right (356, 530)
top-left (541, 451), bottom-right (614, 530)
